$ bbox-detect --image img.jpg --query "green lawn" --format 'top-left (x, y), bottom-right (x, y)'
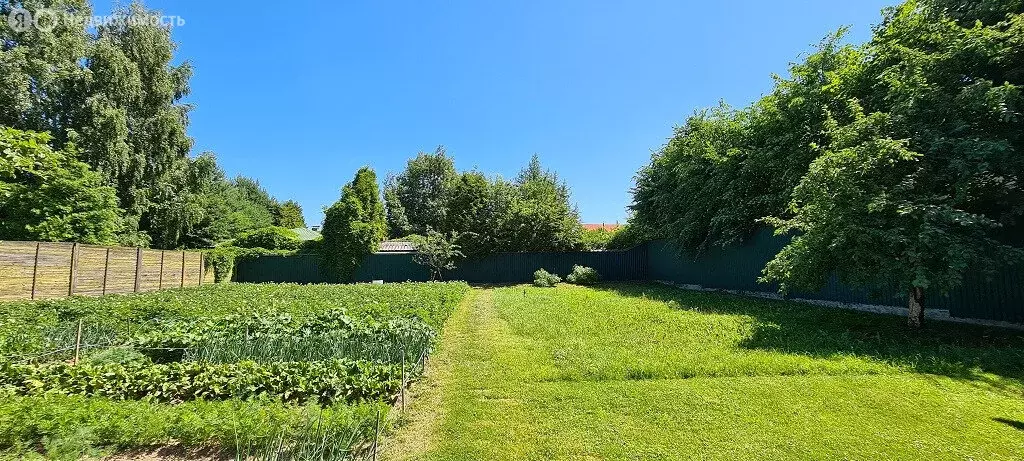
top-left (384, 283), bottom-right (1024, 460)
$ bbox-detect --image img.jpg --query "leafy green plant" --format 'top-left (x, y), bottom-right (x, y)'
top-left (411, 229), bottom-right (463, 280)
top-left (0, 394), bottom-right (386, 460)
top-left (234, 226), bottom-right (303, 250)
top-left (0, 359), bottom-right (401, 405)
top-left (0, 127), bottom-right (123, 244)
top-left (566, 265), bottom-right (601, 285)
top-left (533, 269), bottom-right (561, 288)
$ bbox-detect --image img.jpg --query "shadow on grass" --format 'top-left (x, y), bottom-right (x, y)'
top-left (592, 283), bottom-right (1024, 388)
top-left (993, 418), bottom-right (1024, 431)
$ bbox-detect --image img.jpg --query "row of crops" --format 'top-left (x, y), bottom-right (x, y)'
top-left (0, 282), bottom-right (470, 460)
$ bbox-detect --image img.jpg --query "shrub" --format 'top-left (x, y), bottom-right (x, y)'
top-left (234, 226), bottom-right (302, 250)
top-left (533, 269), bottom-right (561, 287)
top-left (566, 265), bottom-right (600, 285)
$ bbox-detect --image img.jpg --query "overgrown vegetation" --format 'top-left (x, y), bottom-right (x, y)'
top-left (411, 229), bottom-right (463, 281)
top-left (566, 265), bottom-right (600, 285)
top-left (0, 282), bottom-right (469, 458)
top-left (0, 127), bottom-right (122, 244)
top-left (532, 269), bottom-right (561, 287)
top-left (0, 1), bottom-right (302, 249)
top-left (321, 167), bottom-right (387, 282)
top-left (630, 0), bottom-right (1024, 325)
top-left (386, 149), bottom-right (584, 256)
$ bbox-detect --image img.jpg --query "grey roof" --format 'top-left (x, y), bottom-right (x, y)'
top-left (291, 228), bottom-right (322, 241)
top-left (378, 240), bottom-right (416, 253)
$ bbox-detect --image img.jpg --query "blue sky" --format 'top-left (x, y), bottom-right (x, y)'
top-left (97, 0), bottom-right (896, 226)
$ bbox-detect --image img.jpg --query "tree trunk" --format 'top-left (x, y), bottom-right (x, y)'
top-left (907, 286), bottom-right (925, 328)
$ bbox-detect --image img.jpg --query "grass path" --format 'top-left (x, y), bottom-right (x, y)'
top-left (384, 284), bottom-right (1024, 460)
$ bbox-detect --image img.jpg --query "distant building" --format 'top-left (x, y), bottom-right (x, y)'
top-left (582, 223), bottom-right (622, 231)
top-left (378, 240), bottom-right (416, 253)
top-left (292, 227), bottom-right (322, 241)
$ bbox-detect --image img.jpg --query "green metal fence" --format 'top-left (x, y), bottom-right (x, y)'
top-left (234, 232), bottom-right (1023, 323)
top-left (647, 229), bottom-right (1024, 323)
top-left (234, 247), bottom-right (647, 284)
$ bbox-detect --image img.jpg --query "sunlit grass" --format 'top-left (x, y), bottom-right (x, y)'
top-left (385, 284), bottom-right (1024, 461)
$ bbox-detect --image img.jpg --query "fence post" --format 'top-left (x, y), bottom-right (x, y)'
top-left (73, 319), bottom-right (83, 365)
top-left (401, 345), bottom-right (407, 413)
top-left (68, 243), bottom-right (78, 296)
top-left (180, 251), bottom-right (186, 287)
top-left (134, 247), bottom-right (142, 292)
top-left (198, 252), bottom-right (204, 285)
top-left (101, 248), bottom-right (111, 295)
top-left (30, 242), bottom-right (40, 300)
top-left (158, 250), bottom-right (165, 289)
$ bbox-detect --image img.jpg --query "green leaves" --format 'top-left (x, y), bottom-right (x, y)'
top-left (632, 0), bottom-right (1024, 313)
top-left (321, 167), bottom-right (387, 281)
top-left (0, 359), bottom-right (402, 405)
top-left (0, 126), bottom-right (122, 244)
top-left (411, 229), bottom-right (463, 280)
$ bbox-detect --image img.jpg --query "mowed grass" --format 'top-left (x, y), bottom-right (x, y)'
top-left (385, 283), bottom-right (1024, 460)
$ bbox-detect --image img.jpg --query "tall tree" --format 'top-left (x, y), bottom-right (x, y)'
top-left (320, 167), bottom-right (386, 281)
top-left (502, 154), bottom-right (583, 252)
top-left (384, 146), bottom-right (457, 237)
top-left (632, 0), bottom-right (1024, 327)
top-left (275, 200), bottom-right (306, 229)
top-left (763, 0), bottom-right (1024, 327)
top-left (0, 127), bottom-right (122, 244)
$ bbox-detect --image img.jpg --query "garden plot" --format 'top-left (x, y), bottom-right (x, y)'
top-left (0, 282), bottom-right (469, 460)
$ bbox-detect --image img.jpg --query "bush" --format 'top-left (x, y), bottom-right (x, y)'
top-left (533, 269), bottom-right (561, 287)
top-left (566, 265), bottom-right (600, 285)
top-left (233, 226), bottom-right (302, 250)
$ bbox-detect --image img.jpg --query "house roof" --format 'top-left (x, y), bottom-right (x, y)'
top-left (291, 228), bottom-right (322, 241)
top-left (582, 223), bottom-right (622, 231)
top-left (378, 240), bottom-right (416, 253)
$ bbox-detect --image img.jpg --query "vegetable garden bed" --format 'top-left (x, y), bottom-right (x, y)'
top-left (0, 282), bottom-right (469, 460)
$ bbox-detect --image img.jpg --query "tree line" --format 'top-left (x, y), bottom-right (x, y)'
top-left (628, 0), bottom-right (1024, 326)
top-left (1, 0), bottom-right (305, 249)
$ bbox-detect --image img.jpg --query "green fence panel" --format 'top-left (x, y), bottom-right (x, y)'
top-left (233, 254), bottom-right (328, 283)
top-left (353, 253), bottom-right (430, 282)
top-left (646, 229), bottom-right (1024, 323)
top-left (233, 230), bottom-right (1022, 323)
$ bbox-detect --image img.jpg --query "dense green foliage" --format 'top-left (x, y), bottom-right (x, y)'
top-left (276, 200), bottom-right (306, 229)
top-left (411, 229), bottom-right (463, 280)
top-left (0, 282), bottom-right (469, 458)
top-left (234, 226), bottom-right (302, 250)
top-left (0, 1), bottom-right (300, 249)
top-left (0, 395), bottom-right (385, 460)
top-left (385, 151), bottom-right (584, 256)
top-left (565, 265), bottom-right (600, 285)
top-left (0, 127), bottom-right (122, 244)
top-left (384, 147), bottom-right (457, 237)
top-left (603, 223), bottom-right (649, 250)
top-left (386, 285), bottom-right (1024, 459)
top-left (532, 269), bottom-right (561, 287)
top-left (321, 167), bottom-right (387, 281)
top-left (0, 359), bottom-right (399, 404)
top-left (631, 0), bottom-right (1024, 321)
top-left (0, 282), bottom-right (470, 358)
top-left (579, 228), bottom-right (616, 250)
